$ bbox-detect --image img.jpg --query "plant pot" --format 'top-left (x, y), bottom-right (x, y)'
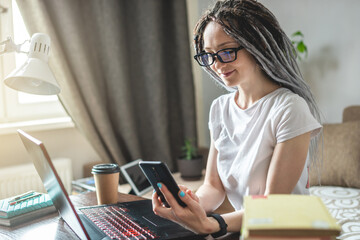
top-left (176, 156), bottom-right (203, 180)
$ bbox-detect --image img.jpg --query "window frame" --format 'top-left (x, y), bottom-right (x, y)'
top-left (0, 0), bottom-right (71, 129)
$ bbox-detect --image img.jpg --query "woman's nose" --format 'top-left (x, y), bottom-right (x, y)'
top-left (211, 57), bottom-right (225, 71)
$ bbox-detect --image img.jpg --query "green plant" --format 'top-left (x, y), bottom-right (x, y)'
top-left (291, 31), bottom-right (308, 61)
top-left (181, 139), bottom-right (198, 160)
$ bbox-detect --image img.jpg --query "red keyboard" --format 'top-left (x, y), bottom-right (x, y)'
top-left (80, 206), bottom-right (157, 240)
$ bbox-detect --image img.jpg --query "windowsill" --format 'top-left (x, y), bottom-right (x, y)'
top-left (0, 117), bottom-right (75, 135)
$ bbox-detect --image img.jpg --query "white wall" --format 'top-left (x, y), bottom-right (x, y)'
top-left (191, 0), bottom-right (360, 147)
top-left (0, 127), bottom-right (101, 180)
top-left (263, 0), bottom-right (360, 123)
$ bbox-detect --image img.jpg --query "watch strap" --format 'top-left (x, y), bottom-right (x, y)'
top-left (208, 213), bottom-right (228, 238)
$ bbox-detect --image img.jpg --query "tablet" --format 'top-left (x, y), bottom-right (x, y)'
top-left (120, 159), bottom-right (152, 196)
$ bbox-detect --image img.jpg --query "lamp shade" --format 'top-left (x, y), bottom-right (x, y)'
top-left (4, 33), bottom-right (60, 95)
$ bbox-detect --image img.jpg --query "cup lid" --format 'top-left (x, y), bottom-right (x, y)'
top-left (91, 163), bottom-right (120, 174)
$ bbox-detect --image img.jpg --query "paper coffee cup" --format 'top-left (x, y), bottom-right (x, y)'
top-left (91, 163), bottom-right (120, 205)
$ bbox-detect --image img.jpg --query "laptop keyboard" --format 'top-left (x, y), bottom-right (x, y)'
top-left (80, 205), bottom-right (158, 240)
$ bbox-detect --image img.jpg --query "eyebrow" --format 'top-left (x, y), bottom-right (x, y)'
top-left (204, 41), bottom-right (238, 51)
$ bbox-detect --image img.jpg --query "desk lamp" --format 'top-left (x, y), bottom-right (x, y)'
top-left (0, 33), bottom-right (60, 95)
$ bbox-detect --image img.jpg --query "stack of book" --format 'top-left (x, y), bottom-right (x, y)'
top-left (241, 195), bottom-right (341, 240)
top-left (0, 191), bottom-right (57, 227)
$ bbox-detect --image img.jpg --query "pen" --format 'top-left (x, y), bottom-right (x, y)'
top-left (7, 190), bottom-right (35, 203)
top-left (9, 193), bottom-right (41, 206)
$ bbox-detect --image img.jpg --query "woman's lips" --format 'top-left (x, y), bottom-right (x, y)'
top-left (219, 70), bottom-right (235, 78)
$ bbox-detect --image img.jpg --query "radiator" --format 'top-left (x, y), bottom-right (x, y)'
top-left (0, 158), bottom-right (72, 199)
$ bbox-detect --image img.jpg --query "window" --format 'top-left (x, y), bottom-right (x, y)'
top-left (0, 0), bottom-right (71, 132)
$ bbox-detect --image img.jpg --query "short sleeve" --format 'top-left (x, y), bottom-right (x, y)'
top-left (208, 98), bottom-right (221, 140)
top-left (274, 96), bottom-right (322, 143)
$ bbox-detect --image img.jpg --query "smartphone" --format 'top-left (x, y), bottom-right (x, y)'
top-left (139, 161), bottom-right (186, 207)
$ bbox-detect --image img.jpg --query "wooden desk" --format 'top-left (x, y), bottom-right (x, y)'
top-left (113, 171), bottom-right (205, 199)
top-left (0, 192), bottom-right (239, 240)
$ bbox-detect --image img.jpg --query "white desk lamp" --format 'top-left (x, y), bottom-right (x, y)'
top-left (0, 33), bottom-right (60, 95)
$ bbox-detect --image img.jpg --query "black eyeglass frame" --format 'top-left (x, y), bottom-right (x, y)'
top-left (193, 46), bottom-right (244, 67)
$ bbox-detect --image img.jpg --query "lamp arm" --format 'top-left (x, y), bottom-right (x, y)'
top-left (0, 36), bottom-right (29, 55)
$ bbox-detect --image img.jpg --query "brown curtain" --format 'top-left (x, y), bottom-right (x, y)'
top-left (16, 0), bottom-right (197, 170)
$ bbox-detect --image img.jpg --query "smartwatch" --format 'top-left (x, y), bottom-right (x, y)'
top-left (208, 213), bottom-right (228, 238)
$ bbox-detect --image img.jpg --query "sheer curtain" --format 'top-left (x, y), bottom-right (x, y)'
top-left (16, 0), bottom-right (197, 170)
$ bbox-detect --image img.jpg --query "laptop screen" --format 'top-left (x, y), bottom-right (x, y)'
top-left (18, 129), bottom-right (89, 240)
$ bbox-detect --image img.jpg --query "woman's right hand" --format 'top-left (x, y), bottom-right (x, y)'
top-left (152, 183), bottom-right (220, 235)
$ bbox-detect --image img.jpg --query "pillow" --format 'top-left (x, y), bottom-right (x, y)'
top-left (309, 121), bottom-right (360, 188)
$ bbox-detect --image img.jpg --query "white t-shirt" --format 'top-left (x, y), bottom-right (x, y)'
top-left (208, 88), bottom-right (322, 211)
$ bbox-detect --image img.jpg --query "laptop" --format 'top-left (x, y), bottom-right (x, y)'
top-left (18, 129), bottom-right (204, 240)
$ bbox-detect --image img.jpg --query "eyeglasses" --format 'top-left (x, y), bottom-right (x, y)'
top-left (194, 46), bottom-right (243, 67)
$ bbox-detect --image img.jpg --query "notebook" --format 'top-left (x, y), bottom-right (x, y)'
top-left (18, 129), bottom-right (203, 240)
top-left (0, 192), bottom-right (56, 226)
top-left (0, 192), bottom-right (54, 218)
top-left (242, 195), bottom-right (341, 239)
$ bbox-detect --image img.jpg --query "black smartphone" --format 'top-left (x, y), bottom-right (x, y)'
top-left (138, 161), bottom-right (186, 207)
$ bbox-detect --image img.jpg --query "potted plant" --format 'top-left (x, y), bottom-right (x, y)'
top-left (291, 31), bottom-right (308, 61)
top-left (177, 138), bottom-right (203, 180)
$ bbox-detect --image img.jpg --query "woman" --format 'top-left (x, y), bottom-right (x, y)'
top-left (152, 0), bottom-right (322, 237)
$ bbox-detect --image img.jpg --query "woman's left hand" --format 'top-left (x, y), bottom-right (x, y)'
top-left (152, 183), bottom-right (218, 234)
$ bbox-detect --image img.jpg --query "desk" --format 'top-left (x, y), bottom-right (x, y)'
top-left (72, 172), bottom-right (205, 199)
top-left (122, 171), bottom-right (206, 199)
top-left (0, 192), bottom-right (239, 240)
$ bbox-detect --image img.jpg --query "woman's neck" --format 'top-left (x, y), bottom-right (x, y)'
top-left (235, 78), bottom-right (280, 110)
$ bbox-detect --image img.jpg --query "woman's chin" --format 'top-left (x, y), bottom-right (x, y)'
top-left (222, 80), bottom-right (237, 88)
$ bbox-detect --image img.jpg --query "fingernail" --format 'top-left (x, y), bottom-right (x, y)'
top-left (180, 191), bottom-right (185, 197)
top-left (153, 189), bottom-right (156, 193)
top-left (157, 183), bottom-right (162, 188)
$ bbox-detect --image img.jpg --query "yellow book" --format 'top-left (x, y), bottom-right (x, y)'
top-left (242, 195), bottom-right (341, 239)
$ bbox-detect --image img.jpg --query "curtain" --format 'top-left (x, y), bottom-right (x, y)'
top-left (16, 0), bottom-right (197, 170)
